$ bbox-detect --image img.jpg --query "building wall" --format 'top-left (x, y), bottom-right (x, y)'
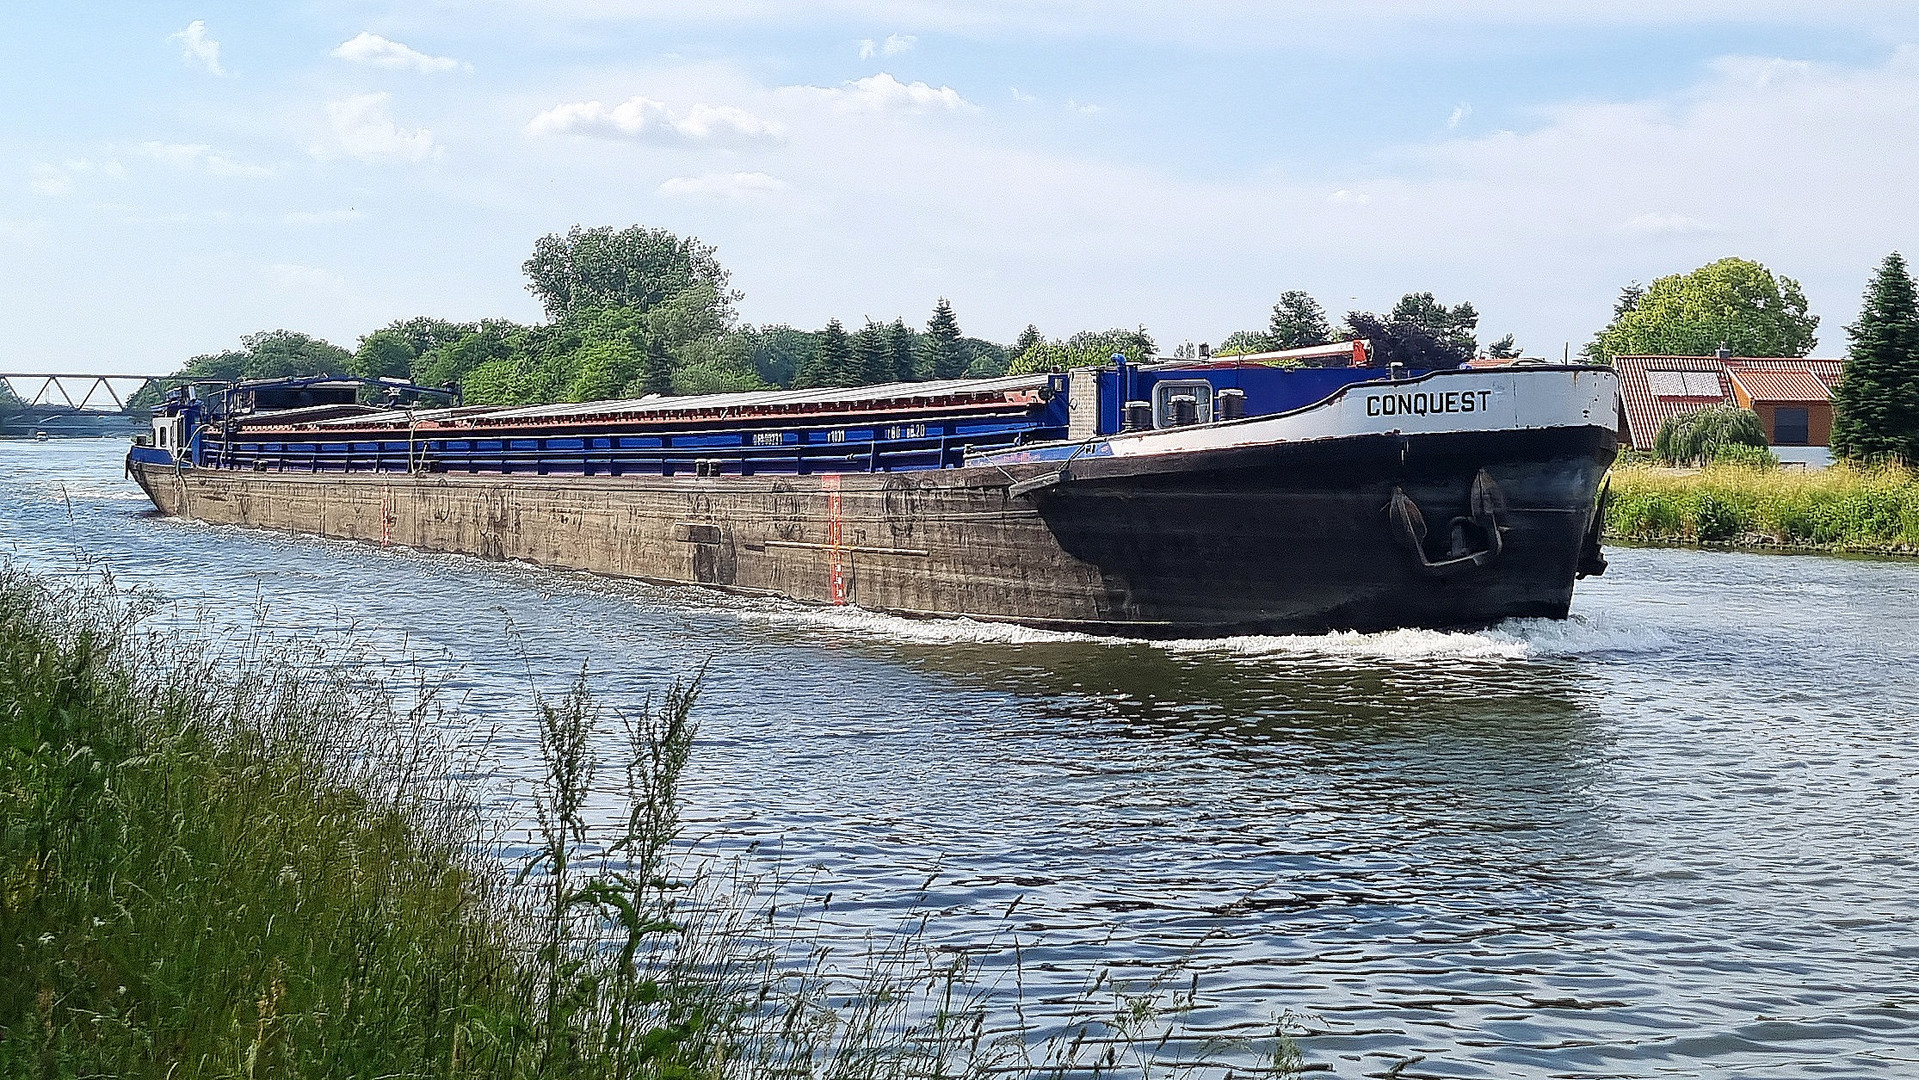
top-left (1745, 401), bottom-right (1832, 446)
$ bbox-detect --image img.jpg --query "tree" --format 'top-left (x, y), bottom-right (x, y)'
top-left (1485, 334), bottom-right (1521, 359)
top-left (351, 330), bottom-right (416, 381)
top-left (746, 325), bottom-right (817, 388)
top-left (1013, 324), bottom-right (1043, 358)
top-left (522, 225), bottom-right (739, 322)
top-left (1006, 327), bottom-right (1156, 376)
top-left (886, 319), bottom-right (917, 382)
top-left (924, 298), bottom-right (966, 381)
top-left (1340, 293), bottom-right (1478, 368)
top-left (1269, 290), bottom-right (1333, 349)
top-left (853, 321), bottom-right (892, 385)
top-left (171, 330), bottom-right (354, 384)
top-left (1653, 405), bottom-right (1769, 465)
top-left (796, 319), bottom-right (851, 388)
top-left (383, 316), bottom-right (472, 359)
top-left (1586, 257), bottom-right (1819, 361)
top-left (1831, 252), bottom-right (1919, 462)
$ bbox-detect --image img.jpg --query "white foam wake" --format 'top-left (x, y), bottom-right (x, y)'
top-left (736, 604), bottom-right (1671, 663)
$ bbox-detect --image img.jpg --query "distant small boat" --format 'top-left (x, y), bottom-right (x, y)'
top-left (32, 430), bottom-right (48, 442)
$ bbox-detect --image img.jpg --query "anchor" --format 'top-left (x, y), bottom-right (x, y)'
top-left (1390, 469), bottom-right (1507, 574)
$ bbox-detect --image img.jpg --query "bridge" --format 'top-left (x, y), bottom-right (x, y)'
top-left (1, 373), bottom-right (162, 438)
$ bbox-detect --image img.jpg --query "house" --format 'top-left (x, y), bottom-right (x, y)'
top-left (1613, 352), bottom-right (1844, 467)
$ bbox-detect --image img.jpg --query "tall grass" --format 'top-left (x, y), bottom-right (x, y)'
top-left (0, 563), bottom-right (1305, 1079)
top-left (1605, 461), bottom-right (1919, 552)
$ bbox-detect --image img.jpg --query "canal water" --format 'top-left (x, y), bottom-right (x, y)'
top-left (5, 438), bottom-right (1918, 1078)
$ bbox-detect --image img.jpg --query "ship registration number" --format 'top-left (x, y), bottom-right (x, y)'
top-left (1365, 389), bottom-right (1495, 418)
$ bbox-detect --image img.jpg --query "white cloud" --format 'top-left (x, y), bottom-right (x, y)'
top-left (140, 142), bottom-right (273, 178)
top-left (1010, 87), bottom-right (1037, 103)
top-left (1448, 103), bottom-right (1472, 128)
top-left (858, 33), bottom-right (917, 59)
top-left (1066, 99), bottom-right (1100, 114)
top-left (331, 32), bottom-right (467, 73)
top-left (1329, 189), bottom-right (1371, 205)
top-left (283, 209), bottom-right (366, 225)
top-left (314, 93), bottom-right (440, 162)
top-left (1623, 213), bottom-right (1715, 235)
top-left (268, 263), bottom-right (350, 293)
top-left (168, 21), bottom-right (224, 75)
top-left (527, 96), bottom-right (782, 145)
top-left (793, 72), bottom-right (971, 112)
top-left (29, 159), bottom-right (124, 197)
top-left (660, 172), bottom-right (786, 199)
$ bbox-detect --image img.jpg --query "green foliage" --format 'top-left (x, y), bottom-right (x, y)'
top-left (1587, 257), bottom-right (1819, 361)
top-left (1485, 333), bottom-right (1521, 359)
top-left (1652, 405), bottom-right (1769, 465)
top-left (795, 319), bottom-right (852, 388)
top-left (1006, 327), bottom-right (1156, 376)
top-left (1831, 251), bottom-right (1919, 463)
top-left (171, 329), bottom-right (353, 385)
top-left (744, 325), bottom-right (818, 388)
top-left (0, 563), bottom-right (1320, 1079)
top-left (1013, 324), bottom-right (1043, 357)
top-left (1269, 290), bottom-right (1333, 349)
top-left (1712, 442), bottom-right (1779, 469)
top-left (1216, 329), bottom-right (1277, 358)
top-left (351, 329), bottom-right (417, 381)
top-left (1343, 293), bottom-right (1478, 368)
top-left (523, 224), bottom-right (738, 323)
top-left (960, 337), bottom-right (1010, 378)
top-left (1605, 462), bottom-right (1919, 551)
top-left (853, 321), bottom-right (892, 385)
top-left (924, 297), bottom-right (966, 381)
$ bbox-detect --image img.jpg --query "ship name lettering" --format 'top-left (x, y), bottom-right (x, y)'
top-left (1365, 389), bottom-right (1494, 418)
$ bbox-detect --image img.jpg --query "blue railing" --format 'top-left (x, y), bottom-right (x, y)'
top-left (199, 415), bottom-right (1063, 477)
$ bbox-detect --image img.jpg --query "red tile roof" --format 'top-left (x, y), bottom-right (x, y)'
top-left (1727, 368), bottom-right (1831, 403)
top-left (1611, 355), bottom-right (1845, 449)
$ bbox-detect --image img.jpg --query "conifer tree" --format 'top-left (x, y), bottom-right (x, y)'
top-left (1013, 324), bottom-right (1043, 358)
top-left (853, 321), bottom-right (891, 385)
top-left (925, 298), bottom-right (966, 381)
top-left (796, 319), bottom-right (851, 388)
top-left (886, 318), bottom-right (917, 382)
top-left (1832, 252), bottom-right (1919, 461)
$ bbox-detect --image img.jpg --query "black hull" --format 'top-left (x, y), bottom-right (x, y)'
top-left (1031, 426), bottom-right (1616, 635)
top-left (129, 424), bottom-right (1616, 637)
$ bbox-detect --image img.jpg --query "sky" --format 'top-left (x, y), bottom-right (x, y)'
top-left (6, 1), bottom-right (1919, 376)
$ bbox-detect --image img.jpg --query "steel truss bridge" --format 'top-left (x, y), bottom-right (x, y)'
top-left (2, 373), bottom-right (162, 438)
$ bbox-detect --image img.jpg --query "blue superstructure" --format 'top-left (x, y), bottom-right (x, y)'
top-left (137, 348), bottom-right (1434, 479)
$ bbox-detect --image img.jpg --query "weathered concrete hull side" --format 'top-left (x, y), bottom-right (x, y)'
top-left (128, 460), bottom-right (1121, 624)
top-left (129, 422), bottom-right (1615, 634)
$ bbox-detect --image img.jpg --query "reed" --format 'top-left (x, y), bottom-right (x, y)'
top-left (1605, 461), bottom-right (1919, 552)
top-left (0, 562), bottom-right (1305, 1079)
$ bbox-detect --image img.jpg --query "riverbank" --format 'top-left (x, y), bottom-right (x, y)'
top-left (1603, 461), bottom-right (1919, 555)
top-left (0, 562), bottom-right (1300, 1079)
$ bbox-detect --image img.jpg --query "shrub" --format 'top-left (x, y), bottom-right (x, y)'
top-left (1653, 405), bottom-right (1769, 465)
top-left (1712, 442), bottom-right (1778, 469)
top-left (1692, 492), bottom-right (1746, 541)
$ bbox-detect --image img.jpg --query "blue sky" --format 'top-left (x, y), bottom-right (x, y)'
top-left (6, 1), bottom-right (1919, 375)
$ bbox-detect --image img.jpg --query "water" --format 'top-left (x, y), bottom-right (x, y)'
top-left (6, 438), bottom-right (1919, 1078)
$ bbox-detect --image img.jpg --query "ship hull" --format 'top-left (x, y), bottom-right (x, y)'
top-left (129, 422), bottom-right (1615, 636)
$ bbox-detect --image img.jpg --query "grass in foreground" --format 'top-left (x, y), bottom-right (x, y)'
top-left (0, 563), bottom-right (1304, 1079)
top-left (1604, 461), bottom-right (1919, 553)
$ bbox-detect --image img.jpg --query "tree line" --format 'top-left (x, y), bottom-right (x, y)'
top-left (140, 222), bottom-right (1919, 462)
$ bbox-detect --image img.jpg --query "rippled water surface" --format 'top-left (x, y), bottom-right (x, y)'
top-left (6, 439), bottom-right (1919, 1078)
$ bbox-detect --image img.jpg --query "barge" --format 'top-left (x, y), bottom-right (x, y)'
top-left (127, 345), bottom-right (1619, 636)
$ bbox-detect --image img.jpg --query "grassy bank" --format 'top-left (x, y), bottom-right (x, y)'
top-left (1604, 462), bottom-right (1919, 554)
top-left (0, 563), bottom-right (1302, 1079)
